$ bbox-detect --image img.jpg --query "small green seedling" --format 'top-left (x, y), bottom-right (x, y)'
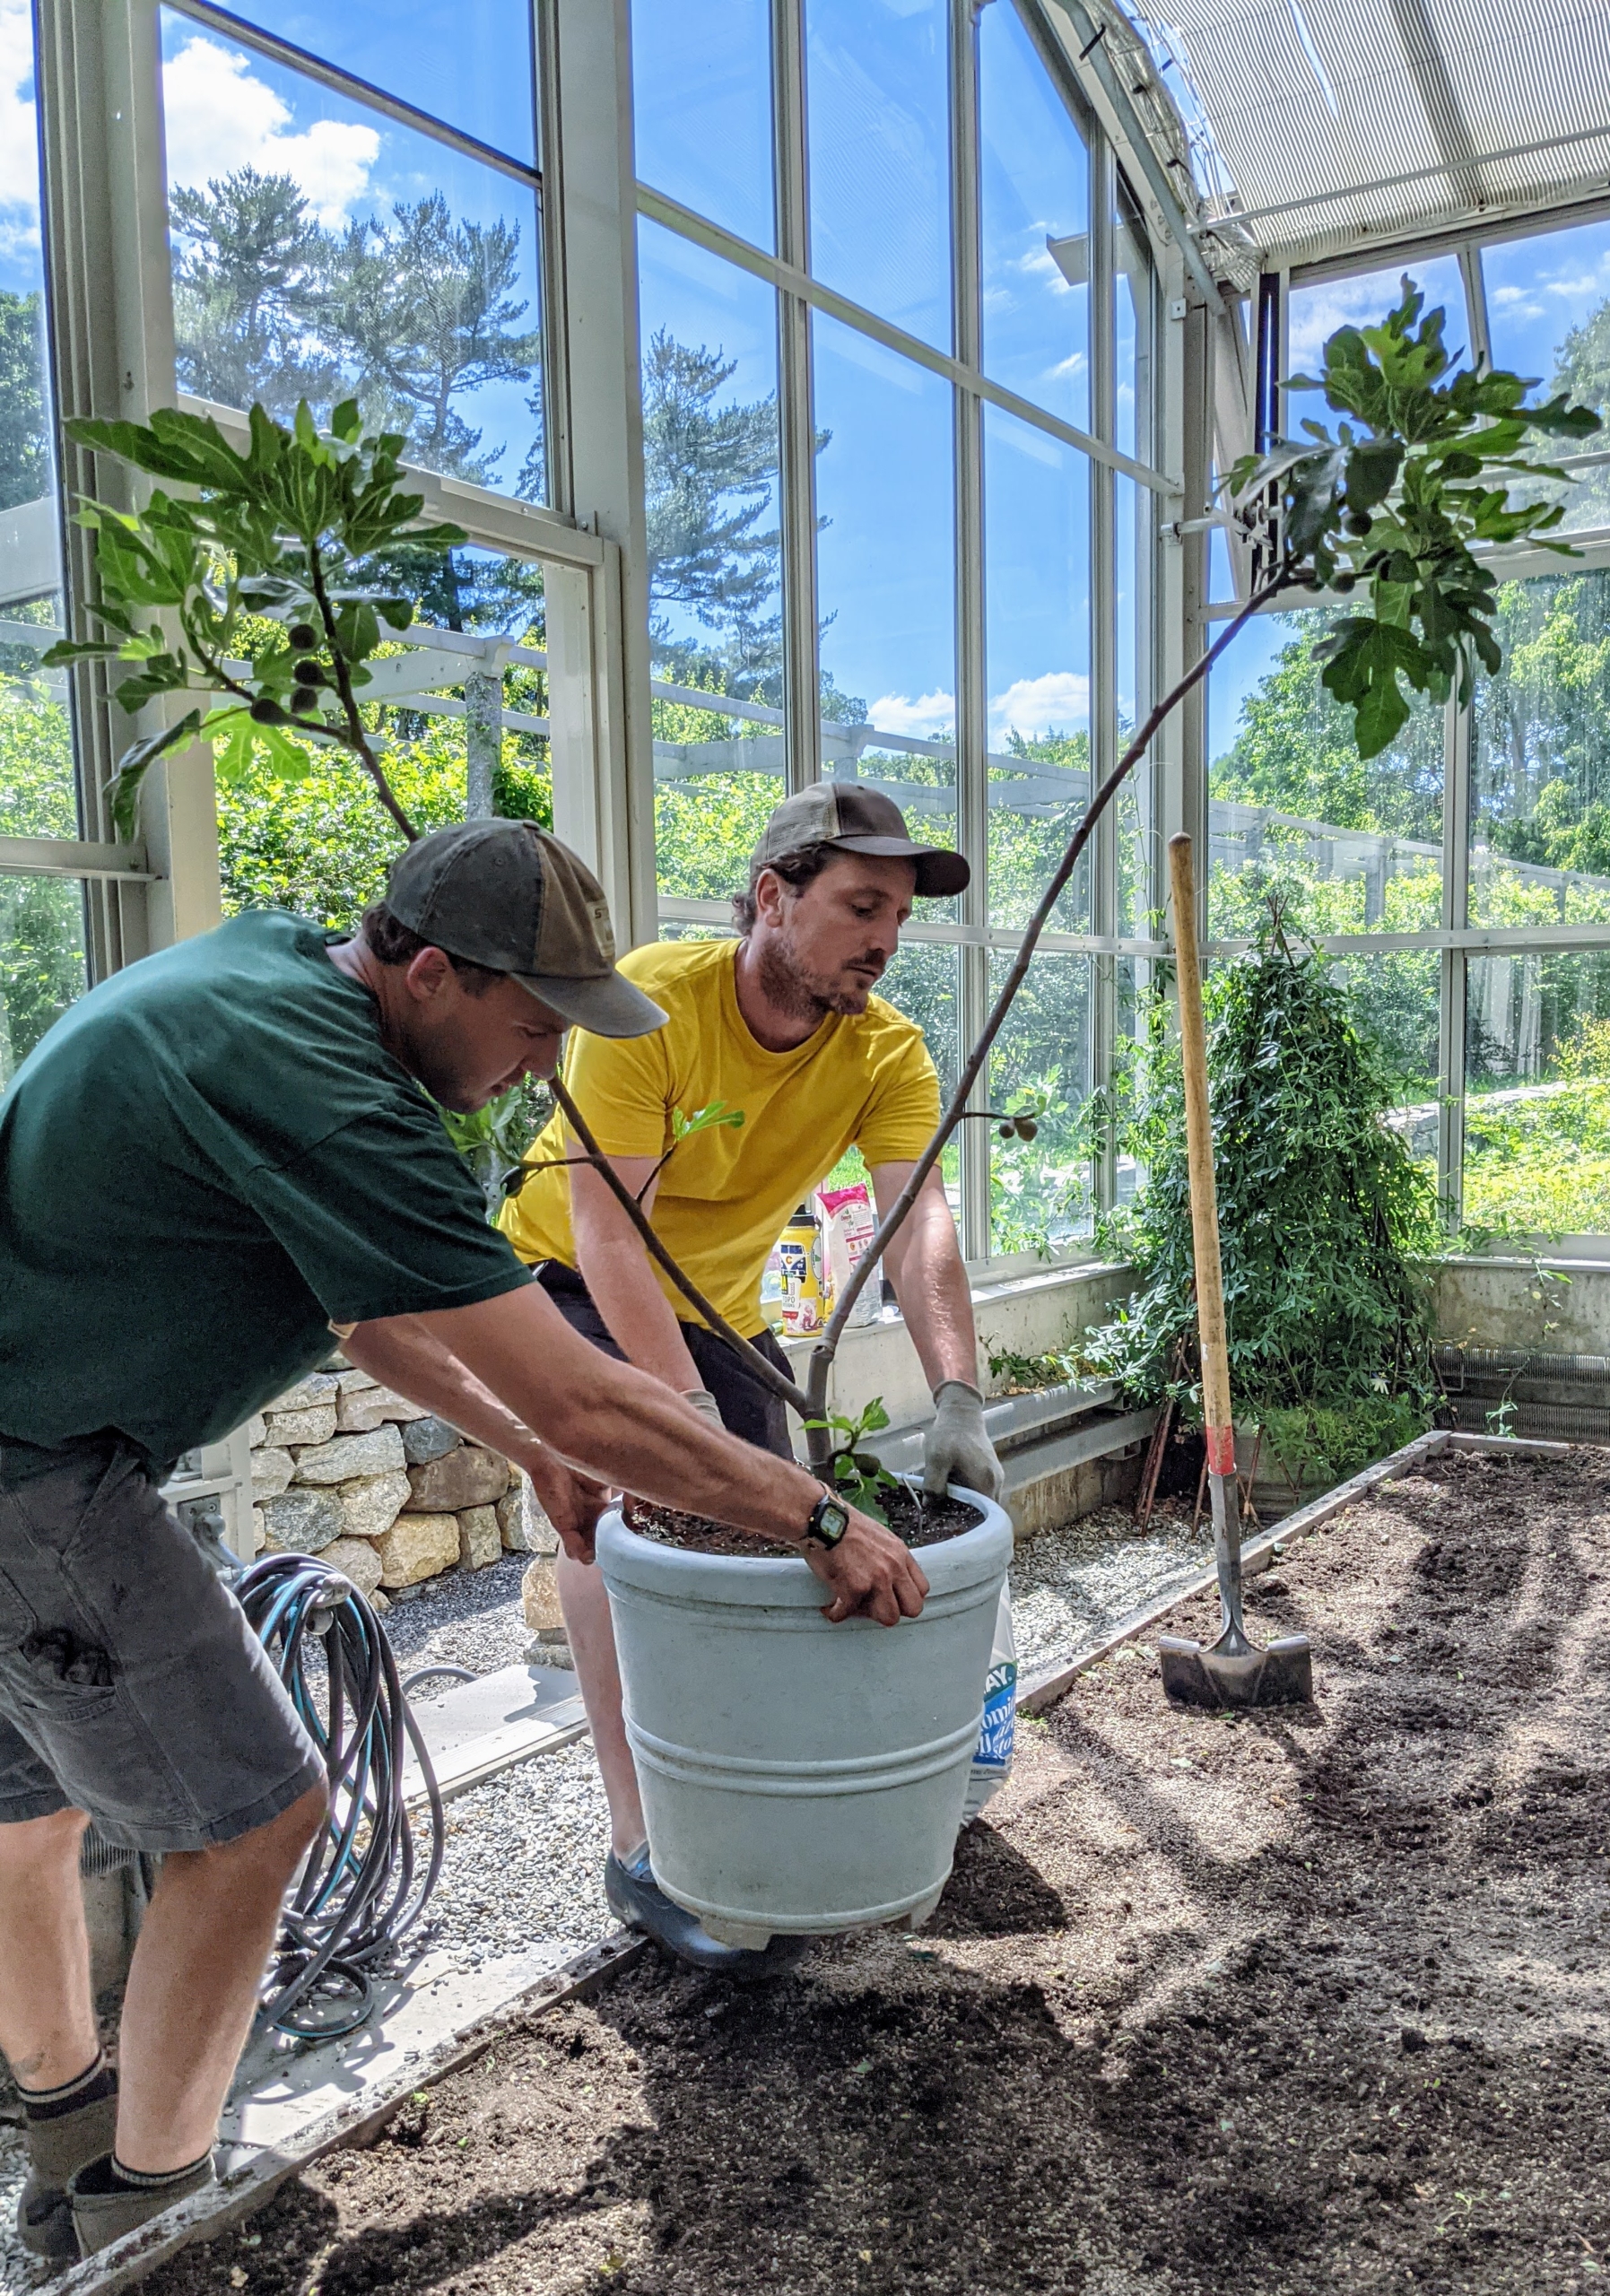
top-left (805, 1396), bottom-right (902, 1524)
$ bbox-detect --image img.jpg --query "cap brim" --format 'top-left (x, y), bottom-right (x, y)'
top-left (831, 834), bottom-right (971, 900)
top-left (514, 970), bottom-right (668, 1038)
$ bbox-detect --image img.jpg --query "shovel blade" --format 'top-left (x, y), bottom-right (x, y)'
top-left (1158, 1631), bottom-right (1313, 1709)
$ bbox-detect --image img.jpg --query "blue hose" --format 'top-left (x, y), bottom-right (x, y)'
top-left (236, 1552), bottom-right (446, 2039)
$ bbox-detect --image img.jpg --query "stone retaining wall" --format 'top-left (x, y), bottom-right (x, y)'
top-left (246, 1367), bottom-right (557, 1606)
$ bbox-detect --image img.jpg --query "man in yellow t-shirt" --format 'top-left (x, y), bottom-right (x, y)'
top-left (499, 785), bottom-right (1004, 1973)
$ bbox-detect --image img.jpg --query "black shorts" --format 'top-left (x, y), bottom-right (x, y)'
top-left (0, 1436), bottom-right (325, 1850)
top-left (535, 1263), bottom-right (796, 1462)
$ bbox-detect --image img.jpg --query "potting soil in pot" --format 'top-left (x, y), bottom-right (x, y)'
top-left (622, 1484), bottom-right (983, 1558)
top-left (148, 1441), bottom-right (1610, 2295)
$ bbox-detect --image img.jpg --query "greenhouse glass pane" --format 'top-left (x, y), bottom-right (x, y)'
top-left (1286, 254), bottom-right (1466, 387)
top-left (0, 874), bottom-right (88, 1090)
top-left (988, 949), bottom-right (1092, 1256)
top-left (1114, 173), bottom-right (1153, 465)
top-left (1468, 570), bottom-right (1610, 931)
top-left (202, 0), bottom-right (537, 165)
top-left (1328, 950), bottom-right (1440, 1168)
top-left (979, 0), bottom-right (1089, 431)
top-left (814, 317), bottom-right (957, 916)
top-left (161, 12), bottom-right (545, 498)
top-left (217, 544), bottom-right (548, 928)
top-left (1206, 608), bottom-right (1443, 940)
top-left (1482, 218), bottom-right (1610, 534)
top-left (1115, 472), bottom-right (1153, 937)
top-left (1, 4), bottom-right (80, 841)
top-left (880, 938), bottom-right (958, 1101)
top-left (1113, 955), bottom-right (1147, 1210)
top-left (805, 0), bottom-right (950, 351)
top-left (984, 405), bottom-right (1091, 932)
top-left (638, 222), bottom-right (784, 903)
top-left (632, 0), bottom-right (774, 251)
top-left (1465, 950), bottom-right (1610, 1239)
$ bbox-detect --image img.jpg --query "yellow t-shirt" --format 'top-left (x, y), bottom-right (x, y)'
top-left (499, 939), bottom-right (940, 1335)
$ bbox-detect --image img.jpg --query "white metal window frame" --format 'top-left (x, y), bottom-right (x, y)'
top-left (1207, 239), bottom-right (1610, 1232)
top-left (634, 0), bottom-right (1212, 1265)
top-left (16, 0), bottom-right (661, 970)
top-left (18, 0), bottom-right (1224, 1274)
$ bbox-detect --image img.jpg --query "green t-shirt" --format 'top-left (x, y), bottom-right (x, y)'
top-left (0, 909), bottom-right (530, 1465)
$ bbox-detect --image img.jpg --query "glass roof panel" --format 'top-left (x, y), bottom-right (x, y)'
top-left (210, 1), bottom-right (535, 165)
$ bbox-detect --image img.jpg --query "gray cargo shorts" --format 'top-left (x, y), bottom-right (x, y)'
top-left (0, 1435), bottom-right (326, 1852)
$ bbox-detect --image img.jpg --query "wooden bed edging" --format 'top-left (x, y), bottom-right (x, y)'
top-left (1016, 1427), bottom-right (1573, 1717)
top-left (55, 1931), bottom-right (650, 2296)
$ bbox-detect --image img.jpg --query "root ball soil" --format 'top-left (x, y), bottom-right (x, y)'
top-left (623, 1486), bottom-right (983, 1558)
top-left (152, 1446), bottom-right (1610, 2294)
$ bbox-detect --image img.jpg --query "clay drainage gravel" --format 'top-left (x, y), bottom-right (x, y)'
top-left (130, 1439), bottom-right (1610, 2296)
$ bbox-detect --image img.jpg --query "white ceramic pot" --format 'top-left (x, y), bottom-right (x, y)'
top-left (596, 1490), bottom-right (1014, 1948)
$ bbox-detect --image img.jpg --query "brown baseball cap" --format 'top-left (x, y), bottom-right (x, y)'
top-left (752, 783), bottom-right (970, 899)
top-left (385, 820), bottom-right (667, 1038)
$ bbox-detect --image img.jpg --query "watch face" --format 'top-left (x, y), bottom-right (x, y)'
top-left (810, 1495), bottom-right (850, 1545)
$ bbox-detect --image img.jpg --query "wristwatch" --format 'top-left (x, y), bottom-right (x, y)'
top-left (803, 1490), bottom-right (850, 1549)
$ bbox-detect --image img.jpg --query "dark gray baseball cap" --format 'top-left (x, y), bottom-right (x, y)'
top-left (752, 783), bottom-right (970, 899)
top-left (385, 820), bottom-right (667, 1039)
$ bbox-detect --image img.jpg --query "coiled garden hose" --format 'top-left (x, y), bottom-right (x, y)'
top-left (236, 1552), bottom-right (447, 2039)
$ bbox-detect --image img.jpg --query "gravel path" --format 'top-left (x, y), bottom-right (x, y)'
top-left (421, 1740), bottom-right (613, 1971)
top-left (379, 1551), bottom-right (535, 1680)
top-left (0, 2122), bottom-right (30, 2294)
top-left (1006, 1500), bottom-right (1215, 1675)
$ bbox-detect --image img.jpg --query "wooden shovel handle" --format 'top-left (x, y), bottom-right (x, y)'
top-left (1167, 833), bottom-right (1235, 1477)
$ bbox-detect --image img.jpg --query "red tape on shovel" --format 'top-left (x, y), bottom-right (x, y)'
top-left (1155, 833), bottom-right (1313, 1711)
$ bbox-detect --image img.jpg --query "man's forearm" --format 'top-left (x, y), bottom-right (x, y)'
top-left (422, 1286), bottom-right (825, 1543)
top-left (344, 1314), bottom-right (551, 1475)
top-left (885, 1199), bottom-right (981, 1393)
top-left (570, 1159), bottom-right (704, 1393)
top-left (576, 1237), bottom-right (703, 1393)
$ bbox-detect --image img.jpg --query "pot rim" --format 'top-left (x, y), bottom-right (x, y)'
top-left (596, 1483), bottom-right (1014, 1611)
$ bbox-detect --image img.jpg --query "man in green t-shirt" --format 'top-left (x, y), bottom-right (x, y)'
top-left (0, 820), bottom-right (924, 2260)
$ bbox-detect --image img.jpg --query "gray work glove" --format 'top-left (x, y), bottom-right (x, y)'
top-left (923, 1380), bottom-right (1005, 1501)
top-left (683, 1387), bottom-right (727, 1432)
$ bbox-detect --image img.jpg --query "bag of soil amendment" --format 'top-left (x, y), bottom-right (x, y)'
top-left (962, 1586), bottom-right (1017, 1823)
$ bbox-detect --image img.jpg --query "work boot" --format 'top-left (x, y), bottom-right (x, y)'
top-left (15, 2064), bottom-right (119, 2259)
top-left (68, 2152), bottom-right (217, 2257)
top-left (605, 1850), bottom-right (807, 1979)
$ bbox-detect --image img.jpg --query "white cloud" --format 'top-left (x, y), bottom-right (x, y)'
top-left (867, 689), bottom-right (955, 738)
top-left (990, 671), bottom-right (1090, 740)
top-left (161, 36), bottom-right (379, 226)
top-left (1286, 268), bottom-right (1464, 377)
top-left (0, 0), bottom-right (40, 249)
top-left (1014, 244), bottom-right (1073, 295)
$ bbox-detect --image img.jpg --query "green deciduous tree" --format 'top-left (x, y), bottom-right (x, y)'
top-left (0, 289), bottom-right (50, 514)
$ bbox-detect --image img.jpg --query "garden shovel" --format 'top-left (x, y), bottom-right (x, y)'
top-left (1156, 833), bottom-right (1313, 1710)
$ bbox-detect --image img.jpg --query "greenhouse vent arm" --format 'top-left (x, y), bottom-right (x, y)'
top-left (801, 566), bottom-right (1295, 1440)
top-left (548, 1074), bottom-right (811, 1417)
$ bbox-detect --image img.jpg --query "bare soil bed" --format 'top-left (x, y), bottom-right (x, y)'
top-left (151, 1444), bottom-right (1610, 2295)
